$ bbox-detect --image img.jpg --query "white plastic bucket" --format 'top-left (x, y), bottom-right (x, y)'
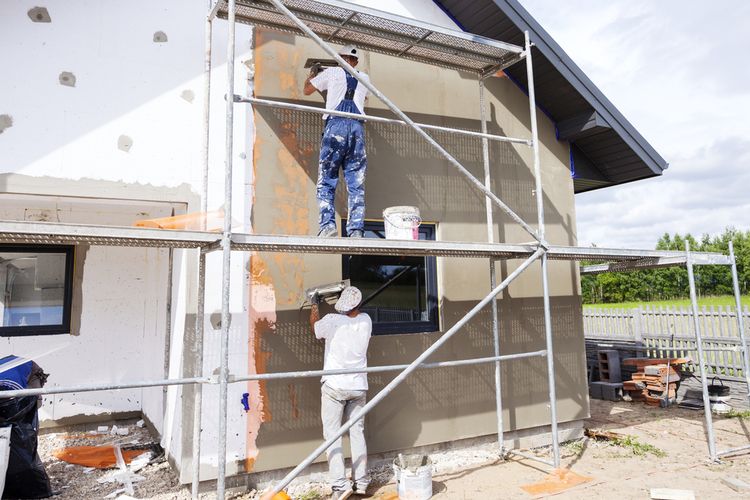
top-left (383, 206), bottom-right (421, 240)
top-left (393, 454), bottom-right (432, 500)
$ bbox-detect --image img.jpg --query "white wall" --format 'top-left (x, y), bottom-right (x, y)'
top-left (0, 0), bottom-right (252, 205)
top-left (0, 196), bottom-right (176, 428)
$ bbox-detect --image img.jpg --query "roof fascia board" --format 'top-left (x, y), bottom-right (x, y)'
top-left (492, 0), bottom-right (668, 174)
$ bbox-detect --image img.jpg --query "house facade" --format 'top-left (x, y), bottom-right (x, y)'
top-left (0, 0), bottom-right (665, 483)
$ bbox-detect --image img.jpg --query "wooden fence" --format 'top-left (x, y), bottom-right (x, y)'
top-left (583, 305), bottom-right (750, 379)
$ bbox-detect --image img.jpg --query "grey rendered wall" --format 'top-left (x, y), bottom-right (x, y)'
top-left (244, 30), bottom-right (587, 472)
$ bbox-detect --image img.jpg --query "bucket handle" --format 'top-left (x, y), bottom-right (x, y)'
top-left (384, 212), bottom-right (421, 230)
top-left (710, 376), bottom-right (724, 387)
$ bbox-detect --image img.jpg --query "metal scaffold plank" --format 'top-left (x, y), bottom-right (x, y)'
top-left (0, 220), bottom-right (733, 266)
top-left (215, 0), bottom-right (524, 73)
top-left (549, 246), bottom-right (731, 265)
top-left (0, 220), bottom-right (216, 249)
top-left (230, 232), bottom-right (536, 258)
top-left (580, 253), bottom-right (732, 274)
top-left (235, 236), bottom-right (728, 267)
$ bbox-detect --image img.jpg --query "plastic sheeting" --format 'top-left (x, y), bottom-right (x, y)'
top-left (52, 446), bottom-right (148, 469)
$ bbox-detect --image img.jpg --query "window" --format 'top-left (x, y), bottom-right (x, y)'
top-left (342, 221), bottom-right (438, 335)
top-left (0, 245), bottom-right (74, 337)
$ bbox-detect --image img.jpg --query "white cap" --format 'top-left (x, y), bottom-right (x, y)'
top-left (338, 44), bottom-right (360, 60)
top-left (335, 286), bottom-right (362, 313)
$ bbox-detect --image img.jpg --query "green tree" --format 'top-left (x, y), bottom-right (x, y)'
top-left (581, 227), bottom-right (750, 303)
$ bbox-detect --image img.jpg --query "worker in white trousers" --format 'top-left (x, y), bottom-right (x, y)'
top-left (310, 286), bottom-right (372, 499)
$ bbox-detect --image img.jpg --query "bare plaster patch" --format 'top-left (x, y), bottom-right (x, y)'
top-left (180, 89), bottom-right (195, 103)
top-left (0, 115), bottom-right (13, 134)
top-left (118, 135), bottom-right (133, 152)
top-left (24, 208), bottom-right (59, 222)
top-left (28, 7), bottom-right (51, 23)
top-left (153, 31), bottom-right (168, 43)
top-left (59, 71), bottom-right (76, 87)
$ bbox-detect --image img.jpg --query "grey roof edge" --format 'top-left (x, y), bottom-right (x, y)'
top-left (575, 172), bottom-right (661, 194)
top-left (492, 0), bottom-right (669, 174)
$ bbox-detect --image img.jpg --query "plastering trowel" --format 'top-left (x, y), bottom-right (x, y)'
top-left (304, 58), bottom-right (338, 76)
top-left (303, 279), bottom-right (350, 306)
top-left (304, 58), bottom-right (338, 69)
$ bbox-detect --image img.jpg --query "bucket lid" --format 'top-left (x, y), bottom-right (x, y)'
top-left (383, 206), bottom-right (420, 217)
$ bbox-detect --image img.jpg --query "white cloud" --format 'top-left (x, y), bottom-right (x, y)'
top-left (519, 0), bottom-right (750, 248)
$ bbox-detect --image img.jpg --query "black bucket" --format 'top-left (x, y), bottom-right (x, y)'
top-left (707, 377), bottom-right (731, 397)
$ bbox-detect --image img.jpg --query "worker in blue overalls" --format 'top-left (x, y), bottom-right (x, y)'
top-left (304, 45), bottom-right (370, 238)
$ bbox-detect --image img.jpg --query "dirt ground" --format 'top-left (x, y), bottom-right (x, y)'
top-left (36, 418), bottom-right (185, 500)
top-left (370, 400), bottom-right (750, 500)
top-left (33, 400), bottom-right (750, 499)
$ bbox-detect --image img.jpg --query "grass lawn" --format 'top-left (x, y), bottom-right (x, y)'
top-left (584, 295), bottom-right (750, 310)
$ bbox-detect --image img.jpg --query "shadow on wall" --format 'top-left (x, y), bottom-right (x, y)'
top-left (253, 95), bottom-right (573, 239)
top-left (251, 295), bottom-right (586, 470)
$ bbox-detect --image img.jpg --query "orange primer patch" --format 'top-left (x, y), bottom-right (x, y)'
top-left (276, 44), bottom-right (301, 98)
top-left (270, 128), bottom-right (309, 302)
top-left (245, 30), bottom-right (313, 472)
top-left (246, 254), bottom-right (276, 472)
top-left (519, 468), bottom-right (592, 497)
top-left (53, 446), bottom-right (147, 469)
top-left (288, 383), bottom-right (300, 420)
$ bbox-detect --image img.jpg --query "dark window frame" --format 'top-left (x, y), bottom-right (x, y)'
top-left (342, 220), bottom-right (439, 335)
top-left (0, 244), bottom-right (75, 337)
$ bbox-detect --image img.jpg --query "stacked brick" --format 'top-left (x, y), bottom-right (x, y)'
top-left (622, 358), bottom-right (689, 407)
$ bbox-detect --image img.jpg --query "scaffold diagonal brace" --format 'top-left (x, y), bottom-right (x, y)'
top-left (267, 248), bottom-right (544, 495)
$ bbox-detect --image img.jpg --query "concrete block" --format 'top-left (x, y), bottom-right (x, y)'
top-left (590, 381), bottom-right (623, 401)
top-left (598, 349), bottom-right (622, 382)
top-left (588, 382), bottom-right (603, 399)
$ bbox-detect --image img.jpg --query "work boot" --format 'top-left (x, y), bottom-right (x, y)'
top-left (330, 488), bottom-right (353, 500)
top-left (318, 226), bottom-right (338, 238)
top-left (348, 230), bottom-right (364, 238)
top-left (353, 484), bottom-right (370, 497)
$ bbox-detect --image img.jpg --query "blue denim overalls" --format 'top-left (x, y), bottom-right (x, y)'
top-left (317, 70), bottom-right (367, 235)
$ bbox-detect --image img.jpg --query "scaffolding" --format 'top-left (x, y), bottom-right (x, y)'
top-left (1, 0), bottom-right (748, 498)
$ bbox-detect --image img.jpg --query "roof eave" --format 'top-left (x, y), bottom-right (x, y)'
top-left (492, 0), bottom-right (669, 176)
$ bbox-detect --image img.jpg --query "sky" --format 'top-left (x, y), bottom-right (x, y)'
top-left (518, 0), bottom-right (750, 249)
